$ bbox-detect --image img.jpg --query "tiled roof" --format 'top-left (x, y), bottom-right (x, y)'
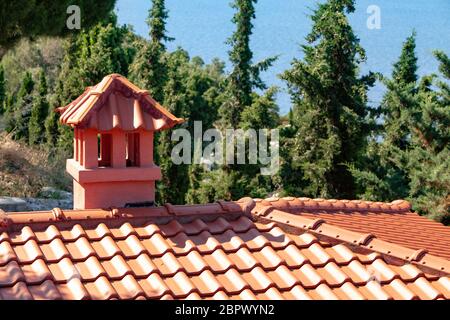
top-left (254, 197), bottom-right (450, 260)
top-left (57, 74), bottom-right (184, 131)
top-left (0, 198), bottom-right (449, 300)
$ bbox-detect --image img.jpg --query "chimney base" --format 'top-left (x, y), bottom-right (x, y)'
top-left (67, 159), bottom-right (161, 209)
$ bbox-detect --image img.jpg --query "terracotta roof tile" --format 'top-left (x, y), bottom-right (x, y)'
top-left (110, 275), bottom-right (145, 299)
top-left (84, 276), bottom-right (119, 300)
top-left (0, 199), bottom-right (449, 300)
top-left (254, 197), bottom-right (450, 259)
top-left (74, 256), bottom-right (106, 281)
top-left (0, 281), bottom-right (33, 300)
top-left (55, 278), bottom-right (89, 300)
top-left (22, 259), bottom-right (52, 284)
top-left (190, 270), bottom-right (223, 296)
top-left (65, 237), bottom-right (95, 261)
top-left (28, 280), bottom-right (61, 300)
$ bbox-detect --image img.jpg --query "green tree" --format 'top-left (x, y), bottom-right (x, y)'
top-left (157, 50), bottom-right (226, 204)
top-left (225, 0), bottom-right (257, 121)
top-left (352, 33), bottom-right (419, 201)
top-left (45, 79), bottom-right (63, 150)
top-left (382, 32), bottom-right (418, 149)
top-left (45, 106), bottom-right (59, 150)
top-left (6, 71), bottom-right (35, 142)
top-left (28, 70), bottom-right (49, 145)
top-left (129, 0), bottom-right (172, 103)
top-left (52, 14), bottom-right (136, 154)
top-left (148, 0), bottom-right (173, 45)
top-left (281, 0), bottom-right (375, 199)
top-left (218, 0), bottom-right (276, 126)
top-left (0, 64), bottom-right (5, 114)
top-left (157, 49), bottom-right (190, 205)
top-left (200, 0), bottom-right (279, 203)
top-left (405, 52), bottom-right (449, 223)
top-left (241, 87), bottom-right (279, 130)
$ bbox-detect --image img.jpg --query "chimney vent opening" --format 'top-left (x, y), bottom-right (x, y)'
top-left (126, 132), bottom-right (140, 167)
top-left (98, 133), bottom-right (112, 167)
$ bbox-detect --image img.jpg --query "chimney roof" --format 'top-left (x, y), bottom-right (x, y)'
top-left (58, 74), bottom-right (184, 131)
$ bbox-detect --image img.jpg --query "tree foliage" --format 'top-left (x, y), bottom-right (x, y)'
top-left (6, 71), bottom-right (34, 142)
top-left (50, 14), bottom-right (136, 154)
top-left (218, 0), bottom-right (276, 126)
top-left (28, 70), bottom-right (49, 145)
top-left (281, 0), bottom-right (375, 199)
top-left (129, 0), bottom-right (172, 103)
top-left (0, 64), bottom-right (5, 114)
top-left (405, 52), bottom-right (450, 222)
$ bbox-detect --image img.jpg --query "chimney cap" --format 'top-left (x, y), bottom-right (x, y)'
top-left (58, 74), bottom-right (184, 131)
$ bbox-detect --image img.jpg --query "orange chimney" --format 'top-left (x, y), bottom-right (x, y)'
top-left (59, 74), bottom-right (183, 209)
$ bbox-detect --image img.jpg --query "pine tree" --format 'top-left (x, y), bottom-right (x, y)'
top-left (405, 51), bottom-right (450, 223)
top-left (28, 70), bottom-right (49, 145)
top-left (281, 0), bottom-right (375, 199)
top-left (0, 64), bottom-right (5, 114)
top-left (382, 32), bottom-right (418, 149)
top-left (352, 32), bottom-right (418, 201)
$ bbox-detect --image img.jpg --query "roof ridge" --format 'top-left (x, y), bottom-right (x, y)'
top-left (254, 196), bottom-right (413, 213)
top-left (252, 205), bottom-right (450, 275)
top-left (0, 199), bottom-right (255, 230)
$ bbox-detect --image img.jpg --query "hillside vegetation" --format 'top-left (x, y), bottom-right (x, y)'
top-left (0, 132), bottom-right (70, 198)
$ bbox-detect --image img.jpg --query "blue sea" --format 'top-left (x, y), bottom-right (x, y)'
top-left (116, 0), bottom-right (450, 114)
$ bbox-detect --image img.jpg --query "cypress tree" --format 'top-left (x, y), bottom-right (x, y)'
top-left (45, 107), bottom-right (59, 149)
top-left (226, 0), bottom-right (257, 121)
top-left (44, 79), bottom-right (63, 151)
top-left (201, 0), bottom-right (278, 202)
top-left (28, 70), bottom-right (49, 145)
top-left (219, 0), bottom-right (276, 126)
top-left (7, 71), bottom-right (35, 142)
top-left (0, 64), bottom-right (5, 114)
top-left (392, 33), bottom-right (418, 85)
top-left (281, 0), bottom-right (375, 199)
top-left (129, 0), bottom-right (172, 103)
top-left (148, 0), bottom-right (173, 45)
